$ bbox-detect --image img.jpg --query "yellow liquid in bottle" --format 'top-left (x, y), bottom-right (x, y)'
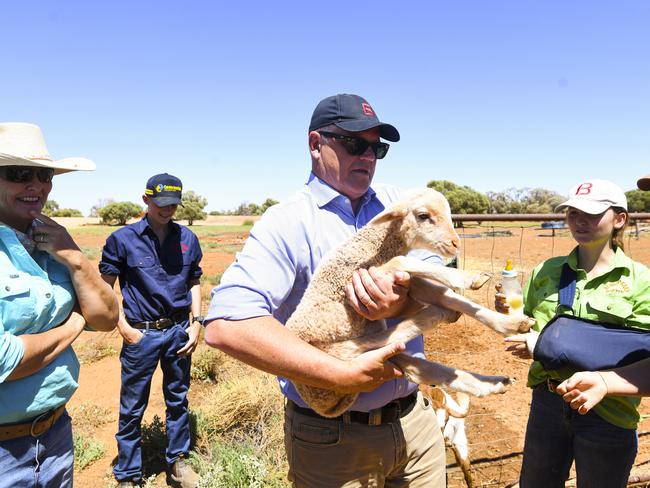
top-left (507, 295), bottom-right (524, 314)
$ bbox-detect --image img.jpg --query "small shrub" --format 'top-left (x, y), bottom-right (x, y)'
top-left (193, 441), bottom-right (288, 488)
top-left (73, 339), bottom-right (118, 364)
top-left (70, 402), bottom-right (112, 429)
top-left (242, 220), bottom-right (254, 227)
top-left (191, 349), bottom-right (226, 383)
top-left (73, 431), bottom-right (105, 470)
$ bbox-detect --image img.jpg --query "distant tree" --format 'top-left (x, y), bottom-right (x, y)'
top-left (260, 198), bottom-right (279, 213)
top-left (99, 202), bottom-right (142, 225)
top-left (626, 190), bottom-right (650, 212)
top-left (486, 187), bottom-right (564, 214)
top-left (89, 198), bottom-right (115, 218)
top-left (175, 191), bottom-right (208, 226)
top-left (427, 180), bottom-right (490, 214)
top-left (42, 200), bottom-right (60, 216)
top-left (51, 208), bottom-right (83, 217)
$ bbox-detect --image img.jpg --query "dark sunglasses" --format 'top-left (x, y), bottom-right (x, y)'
top-left (319, 131), bottom-right (390, 159)
top-left (0, 166), bottom-right (55, 184)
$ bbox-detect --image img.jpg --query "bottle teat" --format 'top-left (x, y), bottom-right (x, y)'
top-left (502, 259), bottom-right (517, 278)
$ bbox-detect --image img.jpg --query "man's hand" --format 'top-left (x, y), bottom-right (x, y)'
top-left (177, 322), bottom-right (201, 356)
top-left (494, 282), bottom-right (510, 314)
top-left (504, 331), bottom-right (539, 359)
top-left (121, 324), bottom-right (144, 345)
top-left (556, 372), bottom-right (609, 415)
top-left (346, 267), bottom-right (410, 321)
top-left (339, 342), bottom-right (406, 393)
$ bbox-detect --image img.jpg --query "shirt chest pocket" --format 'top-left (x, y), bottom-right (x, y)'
top-left (0, 273), bottom-right (38, 332)
top-left (126, 255), bottom-right (157, 269)
top-left (587, 298), bottom-right (634, 326)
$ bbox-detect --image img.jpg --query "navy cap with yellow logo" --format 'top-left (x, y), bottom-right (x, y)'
top-left (145, 173), bottom-right (183, 206)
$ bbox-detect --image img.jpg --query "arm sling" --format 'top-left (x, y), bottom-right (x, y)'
top-left (533, 264), bottom-right (650, 371)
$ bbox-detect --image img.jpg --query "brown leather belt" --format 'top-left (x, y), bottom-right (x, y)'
top-left (129, 311), bottom-right (189, 330)
top-left (289, 392), bottom-right (418, 425)
top-left (0, 405), bottom-right (66, 441)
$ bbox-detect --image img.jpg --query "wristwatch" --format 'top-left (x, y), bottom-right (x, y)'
top-left (192, 315), bottom-right (205, 326)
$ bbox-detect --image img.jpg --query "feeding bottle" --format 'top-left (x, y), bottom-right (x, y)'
top-left (501, 259), bottom-right (524, 315)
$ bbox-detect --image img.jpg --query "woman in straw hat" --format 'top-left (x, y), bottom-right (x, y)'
top-left (0, 123), bottom-right (118, 486)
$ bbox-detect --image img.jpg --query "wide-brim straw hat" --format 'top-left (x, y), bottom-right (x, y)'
top-left (0, 122), bottom-right (95, 174)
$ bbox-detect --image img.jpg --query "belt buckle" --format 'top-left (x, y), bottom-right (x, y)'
top-left (547, 378), bottom-right (560, 393)
top-left (30, 410), bottom-right (54, 437)
top-left (368, 408), bottom-right (382, 426)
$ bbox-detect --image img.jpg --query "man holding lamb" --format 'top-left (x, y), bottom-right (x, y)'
top-left (205, 94), bottom-right (447, 487)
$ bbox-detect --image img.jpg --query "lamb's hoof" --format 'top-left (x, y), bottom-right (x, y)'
top-left (498, 316), bottom-right (535, 336)
top-left (518, 317), bottom-right (535, 333)
top-left (485, 376), bottom-right (511, 395)
top-left (469, 272), bottom-right (492, 290)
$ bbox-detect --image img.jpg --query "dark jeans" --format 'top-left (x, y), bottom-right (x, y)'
top-left (0, 411), bottom-right (73, 487)
top-left (520, 385), bottom-right (637, 488)
top-left (113, 323), bottom-right (192, 482)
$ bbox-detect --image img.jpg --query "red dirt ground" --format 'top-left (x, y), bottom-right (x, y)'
top-left (68, 224), bottom-right (650, 487)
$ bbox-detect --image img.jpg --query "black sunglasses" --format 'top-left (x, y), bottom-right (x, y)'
top-left (0, 166), bottom-right (55, 184)
top-left (319, 131), bottom-right (390, 159)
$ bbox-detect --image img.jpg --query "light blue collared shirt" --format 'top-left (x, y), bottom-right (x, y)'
top-left (0, 224), bottom-right (79, 423)
top-left (207, 174), bottom-right (441, 411)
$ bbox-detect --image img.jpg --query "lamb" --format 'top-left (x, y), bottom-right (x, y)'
top-left (285, 187), bottom-right (533, 418)
top-left (421, 385), bottom-right (474, 488)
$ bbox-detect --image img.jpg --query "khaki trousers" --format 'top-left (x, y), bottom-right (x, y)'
top-left (284, 392), bottom-right (446, 487)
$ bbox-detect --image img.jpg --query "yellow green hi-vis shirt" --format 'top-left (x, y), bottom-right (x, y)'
top-left (524, 246), bottom-right (650, 429)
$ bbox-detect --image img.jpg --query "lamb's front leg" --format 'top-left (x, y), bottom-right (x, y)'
top-left (390, 354), bottom-right (510, 397)
top-left (408, 278), bottom-right (534, 336)
top-left (379, 256), bottom-right (490, 291)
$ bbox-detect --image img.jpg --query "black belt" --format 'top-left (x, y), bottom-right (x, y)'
top-left (534, 378), bottom-right (561, 393)
top-left (289, 392), bottom-right (418, 425)
top-left (129, 310), bottom-right (189, 330)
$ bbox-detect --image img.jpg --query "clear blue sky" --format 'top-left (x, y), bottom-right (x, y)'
top-left (3, 1), bottom-right (649, 214)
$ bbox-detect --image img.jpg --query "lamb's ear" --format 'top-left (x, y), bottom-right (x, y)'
top-left (371, 204), bottom-right (409, 225)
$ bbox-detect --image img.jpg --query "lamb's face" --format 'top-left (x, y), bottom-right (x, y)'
top-left (401, 189), bottom-right (460, 259)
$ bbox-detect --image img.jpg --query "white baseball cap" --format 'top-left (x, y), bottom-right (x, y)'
top-left (555, 179), bottom-right (627, 214)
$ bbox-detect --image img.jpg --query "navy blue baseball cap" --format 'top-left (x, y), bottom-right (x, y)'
top-left (145, 173), bottom-right (183, 206)
top-left (308, 94), bottom-right (400, 142)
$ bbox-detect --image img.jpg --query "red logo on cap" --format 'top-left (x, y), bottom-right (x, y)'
top-left (575, 183), bottom-right (593, 196)
top-left (362, 103), bottom-right (375, 116)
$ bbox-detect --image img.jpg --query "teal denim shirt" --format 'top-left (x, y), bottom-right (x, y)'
top-left (0, 224), bottom-right (79, 424)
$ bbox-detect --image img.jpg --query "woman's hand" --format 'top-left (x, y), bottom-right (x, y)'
top-left (504, 331), bottom-right (539, 359)
top-left (494, 283), bottom-right (510, 314)
top-left (30, 212), bottom-right (82, 262)
top-left (556, 372), bottom-right (609, 414)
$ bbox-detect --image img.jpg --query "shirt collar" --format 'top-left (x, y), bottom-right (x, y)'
top-left (305, 172), bottom-right (377, 210)
top-left (136, 215), bottom-right (181, 236)
top-left (567, 245), bottom-right (631, 276)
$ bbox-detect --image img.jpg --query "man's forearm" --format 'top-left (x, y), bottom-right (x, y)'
top-left (206, 316), bottom-right (374, 391)
top-left (189, 281), bottom-right (202, 320)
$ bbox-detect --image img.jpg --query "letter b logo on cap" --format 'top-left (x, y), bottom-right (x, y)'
top-left (576, 183), bottom-right (593, 196)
